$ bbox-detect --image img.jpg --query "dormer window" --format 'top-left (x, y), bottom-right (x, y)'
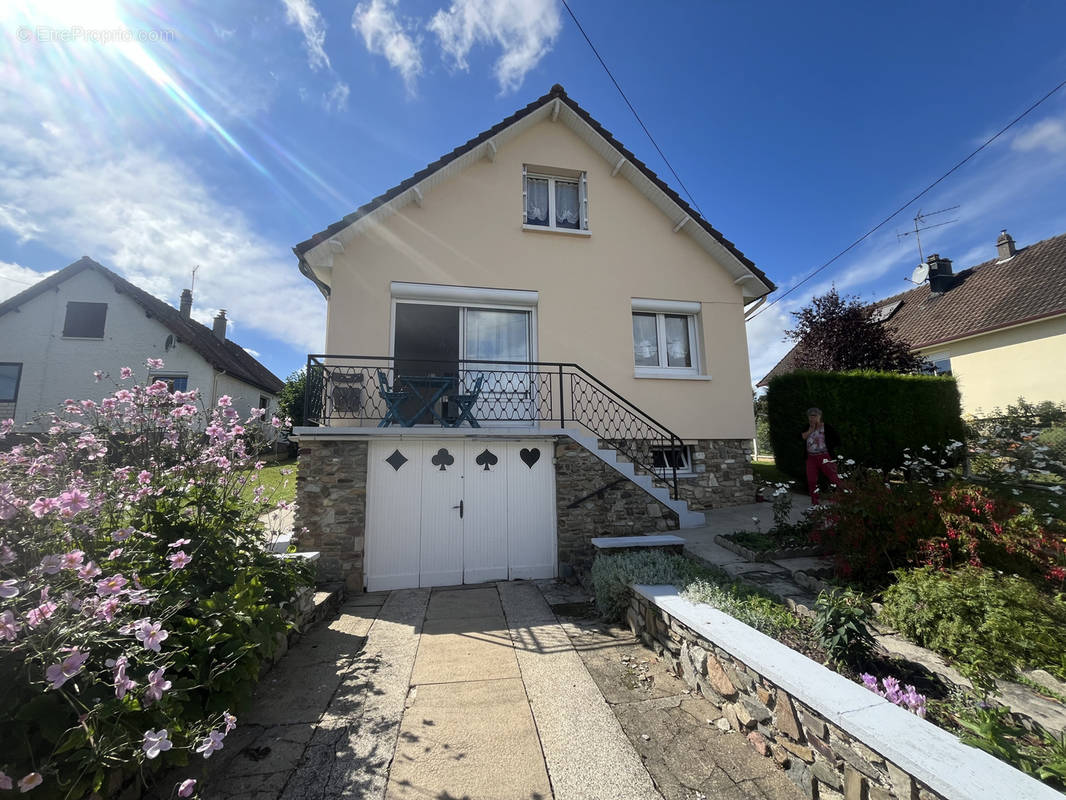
top-left (523, 166), bottom-right (588, 232)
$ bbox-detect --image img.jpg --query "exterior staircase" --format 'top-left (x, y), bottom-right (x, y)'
top-left (565, 431), bottom-right (706, 528)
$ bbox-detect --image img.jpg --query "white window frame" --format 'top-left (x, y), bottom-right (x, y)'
top-left (927, 354), bottom-right (952, 376)
top-left (651, 444), bottom-right (694, 477)
top-left (631, 298), bottom-right (708, 379)
top-left (522, 166), bottom-right (589, 234)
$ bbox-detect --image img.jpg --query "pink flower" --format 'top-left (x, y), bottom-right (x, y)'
top-left (95, 596), bottom-right (122, 622)
top-left (115, 389), bottom-right (133, 402)
top-left (205, 423), bottom-right (224, 440)
top-left (168, 538), bottom-right (191, 549)
top-left (46, 648), bottom-right (89, 689)
top-left (142, 729), bottom-right (172, 759)
top-left (271, 416), bottom-right (283, 428)
top-left (177, 778), bottom-right (197, 797)
top-left (167, 551), bottom-right (192, 570)
top-left (107, 548), bottom-right (124, 560)
top-left (146, 380), bottom-right (169, 397)
top-left (120, 367), bottom-right (133, 379)
top-left (0, 771), bottom-right (10, 790)
top-left (26, 601), bottom-right (58, 628)
top-left (78, 561), bottom-right (102, 581)
top-left (100, 397), bottom-right (117, 411)
top-left (146, 667), bottom-right (172, 702)
top-left (196, 730), bottom-right (225, 758)
top-left (0, 543), bottom-right (14, 565)
top-left (17, 772), bottom-right (43, 792)
top-left (28, 496), bottom-right (59, 518)
top-left (137, 470), bottom-right (152, 485)
top-left (60, 550), bottom-right (85, 570)
top-left (0, 580), bottom-right (18, 599)
top-left (93, 370), bottom-right (104, 382)
top-left (223, 711), bottom-right (237, 733)
top-left (58, 487), bottom-right (90, 516)
top-left (1, 610), bottom-right (21, 642)
top-left (40, 555), bottom-right (62, 574)
top-left (146, 358), bottom-right (165, 369)
top-left (112, 527), bottom-right (134, 542)
top-left (135, 620), bottom-right (168, 652)
top-left (217, 395), bottom-right (232, 408)
top-left (96, 574), bottom-right (128, 596)
top-left (108, 655), bottom-right (137, 698)
top-left (126, 589), bottom-right (151, 605)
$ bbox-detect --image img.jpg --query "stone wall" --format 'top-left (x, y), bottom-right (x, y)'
top-left (628, 589), bottom-right (947, 800)
top-left (555, 439), bottom-right (678, 574)
top-left (675, 438), bottom-right (757, 510)
top-left (294, 439), bottom-right (368, 590)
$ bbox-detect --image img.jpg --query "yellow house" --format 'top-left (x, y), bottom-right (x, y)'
top-left (759, 230), bottom-right (1066, 418)
top-left (291, 85), bottom-right (775, 590)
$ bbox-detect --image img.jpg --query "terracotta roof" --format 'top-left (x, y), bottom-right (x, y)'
top-left (757, 231), bottom-right (1066, 386)
top-left (0, 257), bottom-right (284, 395)
top-left (293, 83), bottom-right (773, 294)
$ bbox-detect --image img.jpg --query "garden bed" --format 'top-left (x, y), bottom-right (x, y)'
top-left (715, 531), bottom-right (823, 562)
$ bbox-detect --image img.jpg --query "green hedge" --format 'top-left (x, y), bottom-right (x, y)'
top-left (765, 370), bottom-right (965, 479)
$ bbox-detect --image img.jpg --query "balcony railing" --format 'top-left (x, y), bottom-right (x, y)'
top-left (303, 354), bottom-right (687, 499)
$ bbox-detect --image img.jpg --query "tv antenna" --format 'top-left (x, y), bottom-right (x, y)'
top-left (190, 265), bottom-right (200, 293)
top-left (898, 206), bottom-right (959, 272)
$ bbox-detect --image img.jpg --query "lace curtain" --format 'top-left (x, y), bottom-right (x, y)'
top-left (526, 177), bottom-right (548, 224)
top-left (555, 180), bottom-right (580, 228)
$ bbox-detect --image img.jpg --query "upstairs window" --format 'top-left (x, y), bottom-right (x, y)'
top-left (930, 357), bottom-right (952, 376)
top-left (63, 302), bottom-right (107, 338)
top-left (151, 374), bottom-right (188, 392)
top-left (0, 363), bottom-right (21, 403)
top-left (632, 312), bottom-right (697, 371)
top-left (523, 167), bottom-right (587, 231)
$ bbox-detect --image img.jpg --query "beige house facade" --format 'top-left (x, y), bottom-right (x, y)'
top-left (292, 85), bottom-right (774, 591)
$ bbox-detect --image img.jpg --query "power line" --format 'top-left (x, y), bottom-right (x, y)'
top-left (559, 0), bottom-right (703, 216)
top-left (747, 77), bottom-right (1066, 322)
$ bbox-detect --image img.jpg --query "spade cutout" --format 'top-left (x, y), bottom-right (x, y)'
top-left (385, 449), bottom-right (408, 471)
top-left (519, 447), bottom-right (540, 469)
top-left (431, 448), bottom-right (455, 471)
top-left (475, 449), bottom-right (498, 471)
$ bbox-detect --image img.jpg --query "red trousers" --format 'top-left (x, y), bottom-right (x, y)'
top-left (806, 452), bottom-right (839, 504)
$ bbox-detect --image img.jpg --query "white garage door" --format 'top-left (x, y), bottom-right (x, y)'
top-left (365, 439), bottom-right (557, 591)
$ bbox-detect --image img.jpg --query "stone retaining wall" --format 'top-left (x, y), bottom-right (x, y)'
top-left (555, 439), bottom-right (679, 574)
top-left (675, 438), bottom-right (757, 510)
top-left (294, 439), bottom-right (368, 590)
top-left (627, 586), bottom-right (1060, 800)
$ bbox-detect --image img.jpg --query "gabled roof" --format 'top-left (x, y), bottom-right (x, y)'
top-left (293, 83), bottom-right (774, 299)
top-left (757, 230), bottom-right (1066, 386)
top-left (0, 257), bottom-right (284, 395)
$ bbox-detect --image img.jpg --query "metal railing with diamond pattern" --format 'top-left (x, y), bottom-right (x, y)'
top-left (303, 354), bottom-right (686, 499)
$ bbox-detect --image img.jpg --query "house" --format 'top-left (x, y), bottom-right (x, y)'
top-left (0, 257), bottom-right (284, 427)
top-left (291, 84), bottom-right (775, 591)
top-left (759, 230), bottom-right (1066, 417)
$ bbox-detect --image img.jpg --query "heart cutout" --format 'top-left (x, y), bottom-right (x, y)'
top-left (519, 447), bottom-right (540, 469)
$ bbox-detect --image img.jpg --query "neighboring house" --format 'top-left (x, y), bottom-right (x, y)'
top-left (0, 257), bottom-right (284, 428)
top-left (291, 84), bottom-right (775, 592)
top-left (758, 230), bottom-right (1066, 416)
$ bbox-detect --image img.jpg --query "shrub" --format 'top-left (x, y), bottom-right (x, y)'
top-left (880, 566), bottom-right (1066, 691)
top-left (813, 588), bottom-right (875, 666)
top-left (0, 363), bottom-right (311, 798)
top-left (765, 370), bottom-right (965, 480)
top-left (589, 550), bottom-right (800, 637)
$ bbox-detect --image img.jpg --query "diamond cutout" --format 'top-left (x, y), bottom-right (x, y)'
top-left (385, 449), bottom-right (408, 471)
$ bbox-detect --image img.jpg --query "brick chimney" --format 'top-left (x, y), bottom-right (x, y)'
top-left (179, 289), bottom-right (192, 319)
top-left (212, 309), bottom-right (227, 341)
top-left (927, 254), bottom-right (955, 294)
top-left (997, 229), bottom-right (1017, 260)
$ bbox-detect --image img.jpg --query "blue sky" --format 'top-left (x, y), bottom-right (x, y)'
top-left (1, 0), bottom-right (1065, 387)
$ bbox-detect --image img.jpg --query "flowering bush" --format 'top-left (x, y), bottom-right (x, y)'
top-left (860, 673), bottom-right (928, 717)
top-left (0, 363), bottom-right (312, 798)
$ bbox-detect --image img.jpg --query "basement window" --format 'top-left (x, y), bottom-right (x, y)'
top-left (62, 302), bottom-right (107, 338)
top-left (651, 445), bottom-right (694, 476)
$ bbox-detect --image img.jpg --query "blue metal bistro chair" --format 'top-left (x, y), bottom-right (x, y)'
top-left (449, 374), bottom-right (484, 428)
top-left (377, 370), bottom-right (411, 427)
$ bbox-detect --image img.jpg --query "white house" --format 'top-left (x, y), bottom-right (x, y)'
top-left (0, 257), bottom-right (283, 427)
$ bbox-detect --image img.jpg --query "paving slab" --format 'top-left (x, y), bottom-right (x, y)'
top-left (410, 615), bottom-right (520, 684)
top-left (425, 586), bottom-right (503, 619)
top-left (498, 580), bottom-right (662, 800)
top-left (385, 678), bottom-right (552, 800)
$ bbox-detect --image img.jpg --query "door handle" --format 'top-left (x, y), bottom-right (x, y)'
top-left (452, 500), bottom-right (464, 518)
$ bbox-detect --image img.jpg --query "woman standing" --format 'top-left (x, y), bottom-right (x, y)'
top-left (802, 407), bottom-right (840, 505)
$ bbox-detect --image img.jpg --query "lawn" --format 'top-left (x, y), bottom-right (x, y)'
top-left (750, 459), bottom-right (794, 487)
top-left (240, 457), bottom-right (298, 505)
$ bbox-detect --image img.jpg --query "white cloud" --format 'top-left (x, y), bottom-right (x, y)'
top-left (324, 80), bottom-right (350, 112)
top-left (243, 346), bottom-right (262, 358)
top-left (0, 205), bottom-right (44, 244)
top-left (428, 0), bottom-right (560, 93)
top-left (282, 0), bottom-right (332, 71)
top-left (0, 114), bottom-right (325, 354)
top-left (353, 0), bottom-right (423, 92)
top-left (0, 262), bottom-right (54, 303)
top-left (1012, 118), bottom-right (1066, 154)
top-left (744, 302), bottom-right (794, 388)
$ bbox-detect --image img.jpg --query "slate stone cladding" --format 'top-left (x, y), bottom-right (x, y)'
top-left (674, 438), bottom-right (757, 511)
top-left (294, 439), bottom-right (368, 590)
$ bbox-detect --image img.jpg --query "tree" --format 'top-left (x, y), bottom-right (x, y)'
top-left (785, 288), bottom-right (926, 373)
top-left (278, 368), bottom-right (307, 428)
